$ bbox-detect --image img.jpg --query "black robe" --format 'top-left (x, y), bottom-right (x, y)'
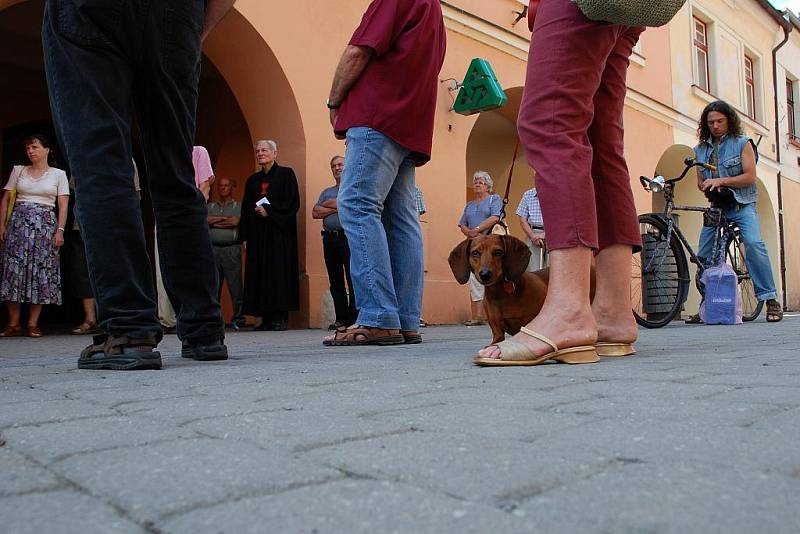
top-left (239, 163), bottom-right (300, 315)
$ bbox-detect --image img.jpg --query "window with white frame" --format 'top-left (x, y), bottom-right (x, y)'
top-left (744, 55), bottom-right (756, 119)
top-left (693, 18), bottom-right (710, 92)
top-left (788, 78), bottom-right (797, 139)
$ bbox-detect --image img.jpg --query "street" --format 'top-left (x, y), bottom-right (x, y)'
top-left (1, 317), bottom-right (799, 533)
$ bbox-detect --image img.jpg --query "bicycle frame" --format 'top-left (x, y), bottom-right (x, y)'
top-left (640, 160), bottom-right (733, 306)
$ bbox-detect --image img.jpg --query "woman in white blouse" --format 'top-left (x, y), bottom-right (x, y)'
top-left (0, 134), bottom-right (69, 337)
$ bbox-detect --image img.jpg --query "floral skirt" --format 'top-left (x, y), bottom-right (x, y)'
top-left (0, 201), bottom-right (62, 305)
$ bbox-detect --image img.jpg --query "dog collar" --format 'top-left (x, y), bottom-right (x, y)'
top-left (503, 279), bottom-right (516, 294)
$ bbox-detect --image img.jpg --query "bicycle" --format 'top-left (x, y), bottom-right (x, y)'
top-left (631, 156), bottom-right (763, 328)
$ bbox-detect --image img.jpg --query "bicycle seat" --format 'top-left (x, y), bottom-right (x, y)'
top-left (654, 144), bottom-right (695, 182)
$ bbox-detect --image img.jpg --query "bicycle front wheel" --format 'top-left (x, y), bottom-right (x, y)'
top-left (631, 214), bottom-right (690, 328)
top-left (726, 231), bottom-right (763, 321)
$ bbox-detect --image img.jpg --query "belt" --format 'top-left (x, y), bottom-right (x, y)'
top-left (212, 242), bottom-right (238, 247)
top-left (322, 229), bottom-right (346, 238)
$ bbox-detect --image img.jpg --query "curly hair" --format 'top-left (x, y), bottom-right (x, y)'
top-left (697, 100), bottom-right (743, 142)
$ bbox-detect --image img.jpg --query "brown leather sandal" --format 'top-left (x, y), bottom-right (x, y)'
top-left (766, 299), bottom-right (783, 322)
top-left (401, 331), bottom-right (422, 344)
top-left (0, 325), bottom-right (23, 337)
top-left (684, 313), bottom-right (703, 324)
top-left (325, 325), bottom-right (404, 346)
top-left (27, 326), bottom-right (43, 338)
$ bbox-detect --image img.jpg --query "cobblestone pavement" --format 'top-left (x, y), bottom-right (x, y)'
top-left (1, 316), bottom-right (799, 533)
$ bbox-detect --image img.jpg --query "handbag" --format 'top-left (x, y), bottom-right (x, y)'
top-left (4, 165), bottom-right (22, 225)
top-left (571, 0), bottom-right (686, 27)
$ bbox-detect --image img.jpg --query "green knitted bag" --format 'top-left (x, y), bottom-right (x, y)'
top-left (572, 0), bottom-right (686, 27)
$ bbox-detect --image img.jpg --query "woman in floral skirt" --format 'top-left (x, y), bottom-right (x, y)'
top-left (0, 134), bottom-right (69, 337)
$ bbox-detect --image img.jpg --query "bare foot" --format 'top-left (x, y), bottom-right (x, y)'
top-left (593, 304), bottom-right (638, 344)
top-left (477, 309), bottom-right (597, 360)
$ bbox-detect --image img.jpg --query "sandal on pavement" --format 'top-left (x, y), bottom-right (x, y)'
top-left (79, 334), bottom-right (162, 370)
top-left (322, 325), bottom-right (348, 346)
top-left (402, 331), bottom-right (422, 344)
top-left (473, 326), bottom-right (598, 367)
top-left (71, 322), bottom-right (101, 335)
top-left (0, 325), bottom-right (23, 337)
top-left (324, 325), bottom-right (404, 347)
top-left (684, 313), bottom-right (703, 324)
top-left (464, 319), bottom-right (485, 327)
top-left (27, 326), bottom-right (43, 338)
top-left (766, 299), bottom-right (783, 322)
top-left (595, 342), bottom-right (636, 357)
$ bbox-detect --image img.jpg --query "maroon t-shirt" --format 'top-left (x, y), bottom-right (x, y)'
top-left (334, 0), bottom-right (446, 166)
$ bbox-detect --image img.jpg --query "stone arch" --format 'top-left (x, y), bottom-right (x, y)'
top-left (464, 87), bottom-right (533, 240)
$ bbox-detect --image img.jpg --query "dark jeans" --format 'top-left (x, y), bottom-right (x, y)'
top-left (323, 233), bottom-right (357, 325)
top-left (43, 0), bottom-right (223, 344)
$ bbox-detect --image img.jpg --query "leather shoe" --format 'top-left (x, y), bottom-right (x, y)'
top-left (0, 325), bottom-right (22, 337)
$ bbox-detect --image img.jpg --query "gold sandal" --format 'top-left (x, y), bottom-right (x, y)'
top-left (473, 327), bottom-right (598, 367)
top-left (595, 342), bottom-right (636, 357)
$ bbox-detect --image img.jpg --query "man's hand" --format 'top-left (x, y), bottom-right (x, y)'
top-left (532, 231), bottom-right (546, 248)
top-left (702, 178), bottom-right (727, 192)
top-left (255, 206), bottom-right (268, 218)
top-left (328, 45), bottom-right (372, 139)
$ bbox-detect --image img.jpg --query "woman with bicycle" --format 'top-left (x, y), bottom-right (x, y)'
top-left (686, 100), bottom-right (782, 323)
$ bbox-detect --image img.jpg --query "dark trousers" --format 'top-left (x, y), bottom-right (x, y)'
top-left (323, 233), bottom-right (357, 325)
top-left (212, 244), bottom-right (243, 321)
top-left (43, 0), bottom-right (223, 343)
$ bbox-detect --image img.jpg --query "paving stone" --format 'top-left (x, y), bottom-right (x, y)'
top-left (0, 448), bottom-right (61, 496)
top-left (2, 415), bottom-right (192, 464)
top-left (515, 461), bottom-right (800, 534)
top-left (0, 399), bottom-right (112, 429)
top-left (52, 438), bottom-right (340, 523)
top-left (304, 431), bottom-right (616, 506)
top-left (161, 479), bottom-right (520, 534)
top-left (0, 491), bottom-right (144, 534)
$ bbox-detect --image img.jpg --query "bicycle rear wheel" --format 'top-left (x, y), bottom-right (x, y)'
top-left (631, 214), bottom-right (690, 328)
top-left (726, 231), bottom-right (763, 321)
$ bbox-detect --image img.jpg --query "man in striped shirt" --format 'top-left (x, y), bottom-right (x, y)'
top-left (516, 187), bottom-right (547, 271)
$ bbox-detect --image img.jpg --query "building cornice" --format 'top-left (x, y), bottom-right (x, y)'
top-left (440, 1), bottom-right (530, 61)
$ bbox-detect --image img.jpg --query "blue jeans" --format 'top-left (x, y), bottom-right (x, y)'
top-left (698, 203), bottom-right (778, 301)
top-left (338, 128), bottom-right (423, 331)
top-left (42, 0), bottom-right (223, 344)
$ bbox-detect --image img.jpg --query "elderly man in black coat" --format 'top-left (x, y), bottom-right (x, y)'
top-left (239, 140), bottom-right (300, 330)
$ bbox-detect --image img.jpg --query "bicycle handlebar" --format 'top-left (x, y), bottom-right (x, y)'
top-left (639, 158), bottom-right (715, 192)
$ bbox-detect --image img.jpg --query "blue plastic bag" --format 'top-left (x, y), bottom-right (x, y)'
top-left (699, 262), bottom-right (742, 325)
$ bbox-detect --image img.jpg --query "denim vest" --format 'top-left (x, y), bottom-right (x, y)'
top-left (694, 135), bottom-right (758, 205)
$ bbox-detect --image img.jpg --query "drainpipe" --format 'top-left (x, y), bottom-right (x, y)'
top-left (772, 14), bottom-right (791, 311)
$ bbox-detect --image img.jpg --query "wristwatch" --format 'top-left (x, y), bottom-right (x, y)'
top-left (326, 98), bottom-right (340, 110)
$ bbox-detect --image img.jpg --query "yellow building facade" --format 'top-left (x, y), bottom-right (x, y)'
top-left (0, 0), bottom-right (797, 327)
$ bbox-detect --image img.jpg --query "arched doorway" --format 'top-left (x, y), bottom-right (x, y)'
top-left (0, 1), bottom-right (304, 327)
top-left (464, 87), bottom-right (533, 242)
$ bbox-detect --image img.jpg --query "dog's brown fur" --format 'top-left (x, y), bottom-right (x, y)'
top-left (448, 234), bottom-right (595, 345)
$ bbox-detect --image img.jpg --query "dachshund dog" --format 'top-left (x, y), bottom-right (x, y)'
top-left (448, 234), bottom-right (595, 345)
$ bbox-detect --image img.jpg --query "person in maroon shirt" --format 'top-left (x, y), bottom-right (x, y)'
top-left (323, 0), bottom-right (445, 347)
